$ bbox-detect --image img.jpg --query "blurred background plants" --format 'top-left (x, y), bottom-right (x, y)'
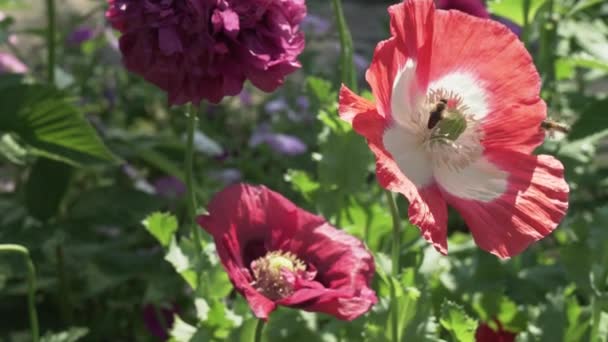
top-left (0, 0), bottom-right (607, 341)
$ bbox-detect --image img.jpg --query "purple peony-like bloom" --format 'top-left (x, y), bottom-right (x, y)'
top-left (250, 124), bottom-right (307, 156)
top-left (68, 26), bottom-right (96, 45)
top-left (0, 52), bottom-right (27, 74)
top-left (106, 0), bottom-right (307, 106)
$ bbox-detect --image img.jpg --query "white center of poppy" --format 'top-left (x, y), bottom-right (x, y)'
top-left (384, 59), bottom-right (508, 202)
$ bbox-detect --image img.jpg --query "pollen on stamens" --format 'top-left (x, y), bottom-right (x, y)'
top-left (250, 250), bottom-right (306, 301)
top-left (422, 88), bottom-right (484, 172)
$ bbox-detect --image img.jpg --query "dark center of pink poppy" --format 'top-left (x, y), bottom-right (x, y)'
top-left (251, 250), bottom-right (306, 300)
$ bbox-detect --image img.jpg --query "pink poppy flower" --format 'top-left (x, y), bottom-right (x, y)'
top-left (197, 184), bottom-right (377, 321)
top-left (338, 0), bottom-right (568, 258)
top-left (106, 0), bottom-right (306, 105)
top-left (475, 321), bottom-right (516, 342)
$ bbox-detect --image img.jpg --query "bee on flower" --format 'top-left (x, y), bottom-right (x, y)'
top-left (339, 0), bottom-right (569, 258)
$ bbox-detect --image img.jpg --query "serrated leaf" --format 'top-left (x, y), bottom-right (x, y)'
top-left (306, 76), bottom-right (335, 106)
top-left (195, 298), bottom-right (210, 322)
top-left (285, 169), bottom-right (320, 202)
top-left (0, 81), bottom-right (117, 166)
top-left (165, 237), bottom-right (192, 286)
top-left (169, 315), bottom-right (197, 342)
top-left (440, 301), bottom-right (477, 342)
top-left (143, 212), bottom-right (178, 247)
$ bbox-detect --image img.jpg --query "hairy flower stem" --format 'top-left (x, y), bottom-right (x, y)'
top-left (385, 190), bottom-right (403, 342)
top-left (331, 0), bottom-right (357, 92)
top-left (0, 245), bottom-right (39, 342)
top-left (185, 103), bottom-right (204, 276)
top-left (254, 319), bottom-right (265, 342)
top-left (46, 0), bottom-right (55, 84)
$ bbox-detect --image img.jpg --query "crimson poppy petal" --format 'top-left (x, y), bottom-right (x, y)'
top-left (198, 184), bottom-right (377, 320)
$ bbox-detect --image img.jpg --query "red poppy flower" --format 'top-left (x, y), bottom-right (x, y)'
top-left (475, 322), bottom-right (516, 342)
top-left (338, 0), bottom-right (568, 258)
top-left (197, 184), bottom-right (377, 321)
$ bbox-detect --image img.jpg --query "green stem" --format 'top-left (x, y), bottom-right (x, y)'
top-left (0, 244), bottom-right (39, 342)
top-left (385, 190), bottom-right (402, 342)
top-left (331, 0), bottom-right (357, 92)
top-left (56, 245), bottom-right (73, 324)
top-left (538, 0), bottom-right (557, 105)
top-left (521, 0), bottom-right (531, 45)
top-left (253, 319), bottom-right (265, 342)
top-left (385, 191), bottom-right (402, 275)
top-left (185, 103), bottom-right (204, 269)
top-left (46, 0), bottom-right (56, 84)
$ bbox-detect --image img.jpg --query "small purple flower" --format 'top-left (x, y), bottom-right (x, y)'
top-left (142, 304), bottom-right (177, 339)
top-left (68, 26), bottom-right (96, 45)
top-left (296, 96), bottom-right (309, 110)
top-left (239, 89), bottom-right (253, 106)
top-left (153, 176), bottom-right (186, 199)
top-left (302, 14), bottom-right (331, 35)
top-left (0, 53), bottom-right (27, 74)
top-left (354, 53), bottom-right (369, 72)
top-left (265, 97), bottom-right (289, 114)
top-left (210, 168), bottom-right (242, 185)
top-left (250, 124), bottom-right (307, 156)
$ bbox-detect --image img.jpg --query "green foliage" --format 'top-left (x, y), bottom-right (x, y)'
top-left (440, 301), bottom-right (477, 342)
top-left (143, 212), bottom-right (179, 247)
top-left (0, 79), bottom-right (117, 166)
top-left (2, 0), bottom-right (608, 340)
top-left (39, 327), bottom-right (88, 342)
top-left (487, 0), bottom-right (547, 26)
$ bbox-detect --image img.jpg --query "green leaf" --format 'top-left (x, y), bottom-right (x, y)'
top-left (306, 76), bottom-right (335, 106)
top-left (165, 237), bottom-right (195, 287)
top-left (40, 327), bottom-right (89, 342)
top-left (68, 186), bottom-right (166, 226)
top-left (558, 128), bottom-right (608, 163)
top-left (569, 98), bottom-right (608, 140)
top-left (0, 81), bottom-right (117, 166)
top-left (440, 301), bottom-right (477, 342)
top-left (195, 297), bottom-right (210, 322)
top-left (169, 315), bottom-right (198, 342)
top-left (25, 158), bottom-right (72, 221)
top-left (285, 169), bottom-right (320, 202)
top-left (567, 0), bottom-right (605, 16)
top-left (143, 212), bottom-right (179, 247)
top-left (488, 0), bottom-right (547, 26)
top-left (0, 133), bottom-right (27, 164)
